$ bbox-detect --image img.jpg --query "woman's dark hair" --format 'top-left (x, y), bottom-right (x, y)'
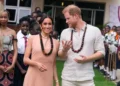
top-left (39, 14), bottom-right (53, 25)
top-left (105, 25), bottom-right (111, 29)
top-left (36, 11), bottom-right (43, 17)
top-left (111, 25), bottom-right (117, 32)
top-left (31, 12), bottom-right (38, 16)
top-left (35, 7), bottom-right (41, 12)
top-left (112, 25), bottom-right (117, 28)
top-left (19, 16), bottom-right (30, 25)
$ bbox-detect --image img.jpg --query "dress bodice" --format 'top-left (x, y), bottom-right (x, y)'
top-left (2, 35), bottom-right (13, 51)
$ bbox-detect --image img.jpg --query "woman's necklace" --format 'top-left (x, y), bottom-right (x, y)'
top-left (71, 24), bottom-right (87, 53)
top-left (39, 33), bottom-right (53, 56)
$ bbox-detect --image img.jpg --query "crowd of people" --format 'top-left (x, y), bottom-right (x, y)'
top-left (1, 4), bottom-right (119, 86)
top-left (94, 25), bottom-right (120, 83)
top-left (0, 6), bottom-right (60, 86)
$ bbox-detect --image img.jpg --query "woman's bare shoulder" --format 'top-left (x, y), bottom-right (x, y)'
top-left (7, 27), bottom-right (16, 36)
top-left (7, 27), bottom-right (15, 32)
top-left (53, 38), bottom-right (59, 46)
top-left (28, 34), bottom-right (39, 40)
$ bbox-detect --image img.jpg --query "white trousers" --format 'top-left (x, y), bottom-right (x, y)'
top-left (62, 79), bottom-right (95, 86)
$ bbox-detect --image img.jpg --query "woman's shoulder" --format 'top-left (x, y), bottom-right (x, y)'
top-left (53, 38), bottom-right (59, 42)
top-left (53, 38), bottom-right (59, 45)
top-left (28, 34), bottom-right (39, 39)
top-left (6, 28), bottom-right (17, 38)
top-left (7, 27), bottom-right (16, 35)
top-left (31, 34), bottom-right (39, 37)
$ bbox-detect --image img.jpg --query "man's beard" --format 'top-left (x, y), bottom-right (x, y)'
top-left (69, 24), bottom-right (76, 28)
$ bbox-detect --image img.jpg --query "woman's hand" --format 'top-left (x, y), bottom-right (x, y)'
top-left (21, 69), bottom-right (26, 74)
top-left (36, 62), bottom-right (47, 72)
top-left (0, 66), bottom-right (6, 72)
top-left (5, 65), bottom-right (14, 73)
top-left (55, 80), bottom-right (60, 86)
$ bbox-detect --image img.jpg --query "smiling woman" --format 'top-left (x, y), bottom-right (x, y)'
top-left (0, 10), bottom-right (17, 86)
top-left (23, 14), bottom-right (60, 86)
top-left (39, 15), bottom-right (53, 36)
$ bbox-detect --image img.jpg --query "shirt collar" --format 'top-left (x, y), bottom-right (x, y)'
top-left (70, 23), bottom-right (87, 32)
top-left (17, 30), bottom-right (30, 38)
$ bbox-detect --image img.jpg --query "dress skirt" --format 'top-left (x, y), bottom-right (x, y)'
top-left (0, 50), bottom-right (14, 86)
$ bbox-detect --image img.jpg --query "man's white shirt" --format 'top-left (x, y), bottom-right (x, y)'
top-left (59, 24), bottom-right (105, 81)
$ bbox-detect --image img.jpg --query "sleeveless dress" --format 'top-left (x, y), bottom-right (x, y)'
top-left (0, 35), bottom-right (14, 86)
top-left (23, 35), bottom-right (58, 86)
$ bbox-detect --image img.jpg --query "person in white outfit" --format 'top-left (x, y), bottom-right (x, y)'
top-left (58, 4), bottom-right (105, 86)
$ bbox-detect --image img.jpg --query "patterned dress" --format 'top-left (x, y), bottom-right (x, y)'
top-left (0, 35), bottom-right (14, 86)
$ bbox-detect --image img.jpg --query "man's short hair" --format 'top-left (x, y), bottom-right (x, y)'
top-left (62, 4), bottom-right (81, 16)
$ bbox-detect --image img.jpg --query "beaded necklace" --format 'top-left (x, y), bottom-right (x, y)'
top-left (71, 24), bottom-right (87, 53)
top-left (39, 33), bottom-right (53, 56)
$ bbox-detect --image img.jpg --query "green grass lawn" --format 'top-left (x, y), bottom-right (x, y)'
top-left (56, 60), bottom-right (116, 86)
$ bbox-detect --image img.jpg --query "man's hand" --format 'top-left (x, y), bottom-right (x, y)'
top-left (74, 55), bottom-right (87, 63)
top-left (62, 40), bottom-right (72, 52)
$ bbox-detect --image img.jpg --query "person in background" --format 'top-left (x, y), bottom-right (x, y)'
top-left (50, 30), bottom-right (59, 40)
top-left (58, 5), bottom-right (105, 86)
top-left (35, 7), bottom-right (41, 12)
top-left (104, 25), bottom-right (111, 73)
top-left (117, 26), bottom-right (120, 60)
top-left (98, 28), bottom-right (106, 75)
top-left (27, 15), bottom-right (33, 21)
top-left (23, 14), bottom-right (59, 86)
top-left (105, 25), bottom-right (117, 80)
top-left (31, 12), bottom-right (38, 21)
top-left (115, 26), bottom-right (120, 83)
top-left (0, 10), bottom-right (17, 86)
top-left (36, 12), bottom-right (43, 24)
top-left (29, 20), bottom-right (40, 35)
top-left (14, 16), bottom-right (30, 86)
top-left (112, 25), bottom-right (117, 32)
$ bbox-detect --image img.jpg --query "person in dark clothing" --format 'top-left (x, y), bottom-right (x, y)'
top-left (14, 16), bottom-right (30, 86)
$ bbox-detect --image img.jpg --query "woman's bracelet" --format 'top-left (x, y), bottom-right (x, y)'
top-left (55, 80), bottom-right (59, 83)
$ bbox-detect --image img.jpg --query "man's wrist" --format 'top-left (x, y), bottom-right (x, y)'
top-left (62, 49), bottom-right (68, 53)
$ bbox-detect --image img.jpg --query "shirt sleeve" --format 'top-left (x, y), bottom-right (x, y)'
top-left (59, 29), bottom-right (67, 50)
top-left (94, 28), bottom-right (105, 56)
